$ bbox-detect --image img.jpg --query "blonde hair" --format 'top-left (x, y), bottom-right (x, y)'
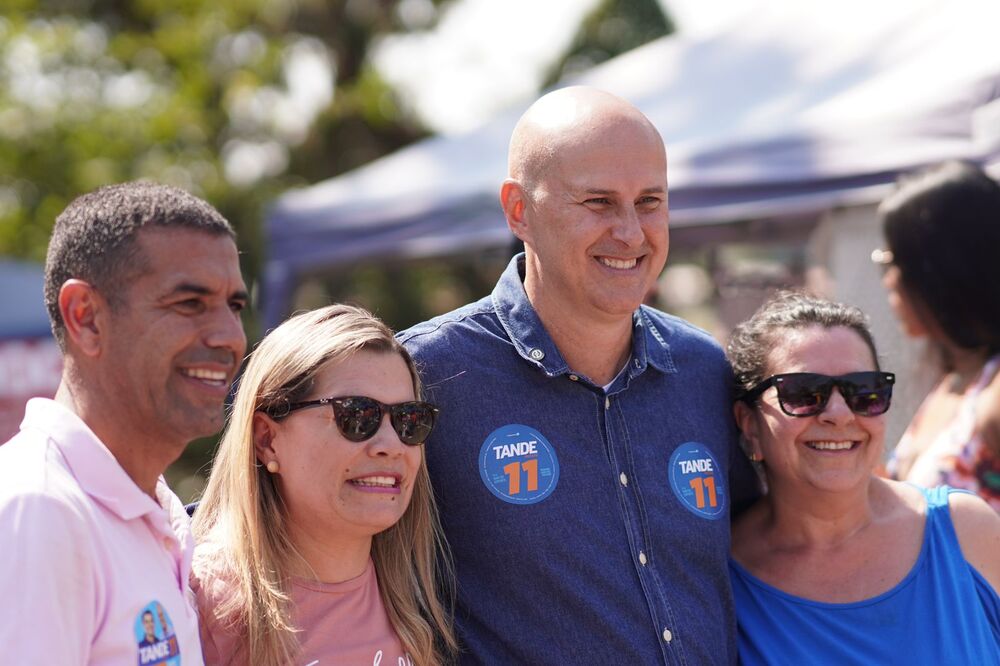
top-left (193, 304), bottom-right (456, 665)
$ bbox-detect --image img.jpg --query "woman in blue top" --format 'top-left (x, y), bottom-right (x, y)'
top-left (726, 292), bottom-right (1000, 665)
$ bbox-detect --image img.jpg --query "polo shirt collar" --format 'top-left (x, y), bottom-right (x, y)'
top-left (491, 254), bottom-right (676, 382)
top-left (21, 398), bottom-right (166, 521)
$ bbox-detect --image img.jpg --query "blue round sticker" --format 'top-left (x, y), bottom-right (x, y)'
top-left (479, 424), bottom-right (560, 505)
top-left (668, 442), bottom-right (726, 520)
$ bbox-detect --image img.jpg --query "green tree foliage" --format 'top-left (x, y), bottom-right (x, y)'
top-left (0, 0), bottom-right (446, 498)
top-left (0, 0), bottom-right (438, 314)
top-left (545, 0), bottom-right (673, 86)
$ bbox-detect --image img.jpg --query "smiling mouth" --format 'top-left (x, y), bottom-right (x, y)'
top-left (598, 256), bottom-right (640, 270)
top-left (806, 440), bottom-right (859, 451)
top-left (350, 476), bottom-right (400, 489)
top-left (180, 367), bottom-right (230, 389)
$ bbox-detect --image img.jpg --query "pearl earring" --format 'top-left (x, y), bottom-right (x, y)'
top-left (266, 460), bottom-right (280, 474)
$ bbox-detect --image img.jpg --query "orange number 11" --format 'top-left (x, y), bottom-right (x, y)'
top-left (503, 459), bottom-right (539, 495)
top-left (688, 476), bottom-right (717, 509)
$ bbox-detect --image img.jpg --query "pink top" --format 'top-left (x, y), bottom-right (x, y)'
top-left (889, 355), bottom-right (1000, 511)
top-left (0, 398), bottom-right (203, 665)
top-left (193, 558), bottom-right (410, 665)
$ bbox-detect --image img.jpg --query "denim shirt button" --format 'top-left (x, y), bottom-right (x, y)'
top-left (633, 357), bottom-right (641, 368)
top-left (662, 628), bottom-right (673, 643)
top-left (569, 374), bottom-right (579, 381)
top-left (529, 348), bottom-right (545, 360)
top-left (619, 472), bottom-right (628, 487)
top-left (638, 550), bottom-right (647, 566)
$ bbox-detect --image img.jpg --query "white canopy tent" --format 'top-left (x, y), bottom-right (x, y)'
top-left (264, 0), bottom-right (1000, 326)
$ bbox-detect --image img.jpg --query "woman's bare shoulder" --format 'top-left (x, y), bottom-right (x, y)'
top-left (948, 490), bottom-right (1000, 593)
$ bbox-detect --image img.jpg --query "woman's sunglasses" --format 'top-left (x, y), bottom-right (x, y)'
top-left (270, 395), bottom-right (439, 445)
top-left (739, 371), bottom-right (895, 417)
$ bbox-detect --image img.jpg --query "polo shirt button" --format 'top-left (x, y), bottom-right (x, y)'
top-left (569, 374), bottom-right (579, 381)
top-left (662, 628), bottom-right (673, 643)
top-left (639, 550), bottom-right (647, 566)
top-left (529, 348), bottom-right (545, 360)
top-left (619, 472), bottom-right (628, 487)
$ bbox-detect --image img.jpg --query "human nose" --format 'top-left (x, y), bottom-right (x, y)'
top-left (818, 388), bottom-right (855, 424)
top-left (881, 265), bottom-right (896, 291)
top-left (205, 306), bottom-right (247, 359)
top-left (609, 204), bottom-right (645, 247)
top-left (367, 414), bottom-right (407, 456)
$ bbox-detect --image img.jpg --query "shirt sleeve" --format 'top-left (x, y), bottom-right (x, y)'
top-left (0, 490), bottom-right (98, 663)
top-left (190, 561), bottom-right (244, 665)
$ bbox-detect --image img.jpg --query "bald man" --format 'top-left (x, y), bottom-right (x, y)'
top-left (399, 87), bottom-right (757, 664)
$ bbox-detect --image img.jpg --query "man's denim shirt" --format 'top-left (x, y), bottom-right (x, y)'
top-left (399, 256), bottom-right (756, 665)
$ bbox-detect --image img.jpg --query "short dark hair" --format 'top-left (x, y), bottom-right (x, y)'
top-left (44, 181), bottom-right (235, 348)
top-left (727, 291), bottom-right (880, 395)
top-left (879, 160), bottom-right (1000, 354)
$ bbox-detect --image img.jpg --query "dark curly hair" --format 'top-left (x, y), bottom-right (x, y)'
top-left (879, 161), bottom-right (1000, 356)
top-left (44, 181), bottom-right (235, 349)
top-left (727, 291), bottom-right (880, 396)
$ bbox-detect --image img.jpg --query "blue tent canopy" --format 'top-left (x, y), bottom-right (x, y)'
top-left (264, 0), bottom-right (1000, 326)
top-left (0, 260), bottom-right (52, 340)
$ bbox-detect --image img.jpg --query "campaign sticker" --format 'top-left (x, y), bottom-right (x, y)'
top-left (479, 424), bottom-right (559, 505)
top-left (668, 442), bottom-right (726, 520)
top-left (134, 601), bottom-right (181, 665)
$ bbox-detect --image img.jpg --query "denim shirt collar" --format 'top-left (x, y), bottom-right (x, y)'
top-left (491, 254), bottom-right (676, 384)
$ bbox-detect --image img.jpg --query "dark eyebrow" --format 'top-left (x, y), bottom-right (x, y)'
top-left (165, 283), bottom-right (250, 303)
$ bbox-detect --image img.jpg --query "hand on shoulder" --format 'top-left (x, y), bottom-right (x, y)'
top-left (949, 490), bottom-right (1000, 594)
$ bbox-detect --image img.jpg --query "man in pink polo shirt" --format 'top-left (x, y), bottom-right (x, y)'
top-left (0, 182), bottom-right (248, 664)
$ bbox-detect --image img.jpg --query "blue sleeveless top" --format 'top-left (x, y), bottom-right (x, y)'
top-left (730, 486), bottom-right (1000, 665)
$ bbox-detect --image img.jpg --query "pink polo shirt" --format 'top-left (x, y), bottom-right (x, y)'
top-left (0, 398), bottom-right (203, 665)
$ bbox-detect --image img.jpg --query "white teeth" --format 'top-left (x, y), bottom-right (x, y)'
top-left (808, 441), bottom-right (855, 451)
top-left (184, 368), bottom-right (227, 382)
top-left (351, 476), bottom-right (397, 488)
top-left (599, 257), bottom-right (637, 270)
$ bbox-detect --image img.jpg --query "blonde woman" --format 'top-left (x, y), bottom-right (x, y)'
top-left (191, 304), bottom-right (457, 665)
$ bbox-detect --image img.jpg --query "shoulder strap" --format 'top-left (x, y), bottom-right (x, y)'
top-left (922, 484), bottom-right (952, 510)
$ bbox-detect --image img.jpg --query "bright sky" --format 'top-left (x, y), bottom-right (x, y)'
top-left (370, 0), bottom-right (759, 135)
top-left (372, 0), bottom-right (602, 134)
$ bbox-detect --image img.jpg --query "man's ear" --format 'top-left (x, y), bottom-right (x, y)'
top-left (58, 279), bottom-right (104, 357)
top-left (500, 179), bottom-right (531, 243)
top-left (734, 400), bottom-right (764, 461)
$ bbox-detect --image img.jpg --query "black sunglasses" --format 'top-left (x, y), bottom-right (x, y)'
top-left (740, 371), bottom-right (895, 418)
top-left (271, 395), bottom-right (438, 445)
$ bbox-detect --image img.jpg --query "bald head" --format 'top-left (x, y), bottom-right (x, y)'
top-left (498, 85), bottom-right (670, 338)
top-left (508, 86), bottom-right (665, 192)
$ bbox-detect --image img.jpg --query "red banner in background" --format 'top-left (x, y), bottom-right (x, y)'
top-left (0, 338), bottom-right (62, 442)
